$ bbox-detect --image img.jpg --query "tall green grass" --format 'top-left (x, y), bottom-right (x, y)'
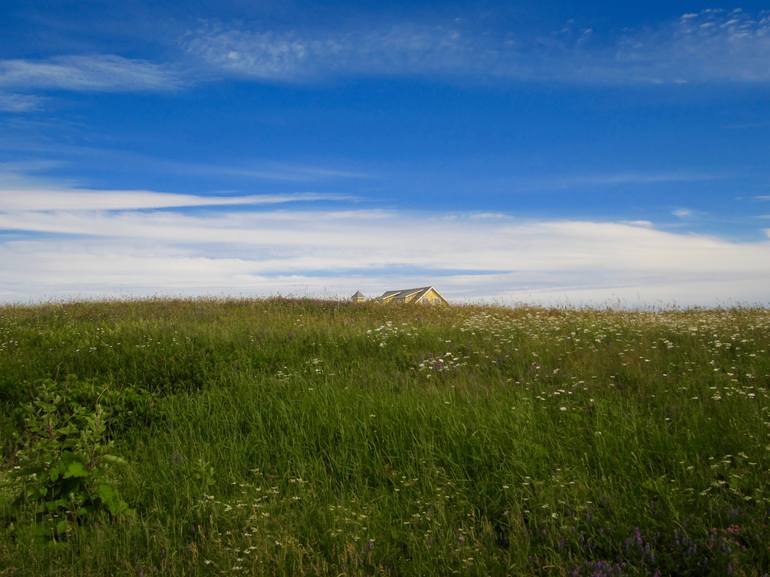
top-left (1, 299), bottom-right (769, 576)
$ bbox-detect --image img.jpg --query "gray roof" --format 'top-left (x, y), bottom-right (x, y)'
top-left (380, 287), bottom-right (430, 299)
top-left (351, 290), bottom-right (365, 298)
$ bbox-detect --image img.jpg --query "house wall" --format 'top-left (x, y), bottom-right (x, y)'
top-left (417, 289), bottom-right (446, 305)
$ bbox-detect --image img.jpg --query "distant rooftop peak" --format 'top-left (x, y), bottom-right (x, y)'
top-left (377, 286), bottom-right (448, 305)
top-left (380, 286), bottom-right (431, 297)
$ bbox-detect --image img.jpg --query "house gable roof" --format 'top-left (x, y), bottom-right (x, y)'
top-left (378, 286), bottom-right (448, 304)
top-left (380, 287), bottom-right (429, 300)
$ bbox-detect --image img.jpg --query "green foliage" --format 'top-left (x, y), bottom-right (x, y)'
top-left (191, 457), bottom-right (215, 495)
top-left (0, 299), bottom-right (769, 575)
top-left (8, 378), bottom-right (134, 535)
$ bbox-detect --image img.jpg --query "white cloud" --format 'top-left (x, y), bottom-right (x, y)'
top-left (0, 188), bottom-right (352, 211)
top-left (0, 93), bottom-right (45, 112)
top-left (181, 9), bottom-right (770, 85)
top-left (600, 9), bottom-right (770, 85)
top-left (0, 159), bottom-right (357, 209)
top-left (672, 208), bottom-right (693, 218)
top-left (181, 22), bottom-right (474, 82)
top-left (112, 156), bottom-right (370, 182)
top-left (1, 197), bottom-right (769, 306)
top-left (0, 55), bottom-right (184, 93)
top-left (620, 220), bottom-right (654, 228)
top-left (508, 171), bottom-right (723, 192)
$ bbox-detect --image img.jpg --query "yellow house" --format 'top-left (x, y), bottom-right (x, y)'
top-left (350, 290), bottom-right (366, 303)
top-left (377, 286), bottom-right (448, 305)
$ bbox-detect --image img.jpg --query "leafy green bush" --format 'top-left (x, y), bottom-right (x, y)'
top-left (8, 379), bottom-right (140, 537)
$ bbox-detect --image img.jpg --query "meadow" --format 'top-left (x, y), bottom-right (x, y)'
top-left (0, 298), bottom-right (768, 576)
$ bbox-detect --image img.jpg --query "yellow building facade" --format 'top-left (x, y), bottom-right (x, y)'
top-left (377, 286), bottom-right (448, 305)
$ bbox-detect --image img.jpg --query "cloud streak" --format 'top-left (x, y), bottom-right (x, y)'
top-left (181, 22), bottom-right (476, 82)
top-left (0, 187), bottom-right (353, 211)
top-left (181, 9), bottom-right (770, 85)
top-left (506, 171), bottom-right (725, 192)
top-left (95, 154), bottom-right (370, 183)
top-left (0, 55), bottom-right (185, 92)
top-left (0, 93), bottom-right (45, 112)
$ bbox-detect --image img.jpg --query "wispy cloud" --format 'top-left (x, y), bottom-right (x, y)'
top-left (0, 55), bottom-right (185, 97)
top-left (195, 163), bottom-right (369, 182)
top-left (508, 171), bottom-right (724, 192)
top-left (181, 9), bottom-right (770, 85)
top-left (181, 22), bottom-right (476, 82)
top-left (672, 208), bottom-right (693, 218)
top-left (620, 9), bottom-right (770, 84)
top-left (2, 8), bottom-right (768, 116)
top-left (105, 155), bottom-right (370, 182)
top-left (0, 150), bottom-right (368, 187)
top-left (0, 93), bottom-right (45, 112)
top-left (0, 189), bottom-right (353, 211)
top-left (0, 161), bottom-right (354, 210)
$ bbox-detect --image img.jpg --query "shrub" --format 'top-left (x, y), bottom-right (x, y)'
top-left (8, 379), bottom-right (138, 537)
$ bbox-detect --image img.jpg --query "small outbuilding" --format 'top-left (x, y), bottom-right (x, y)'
top-left (350, 290), bottom-right (366, 303)
top-left (377, 286), bottom-right (448, 305)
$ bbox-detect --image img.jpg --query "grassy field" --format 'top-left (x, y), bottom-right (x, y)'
top-left (0, 298), bottom-right (769, 576)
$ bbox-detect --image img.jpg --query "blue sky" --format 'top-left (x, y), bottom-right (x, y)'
top-left (1, 1), bottom-right (770, 305)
